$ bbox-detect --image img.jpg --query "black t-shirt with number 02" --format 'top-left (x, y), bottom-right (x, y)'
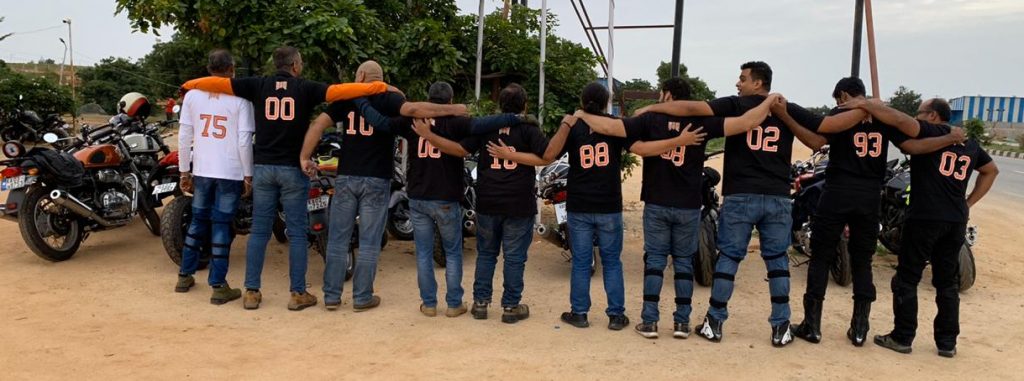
top-left (461, 122), bottom-right (549, 217)
top-left (822, 107), bottom-right (909, 193)
top-left (708, 95), bottom-right (822, 197)
top-left (390, 116), bottom-right (475, 202)
top-left (325, 92), bottom-right (407, 179)
top-left (892, 121), bottom-right (992, 223)
top-left (623, 112), bottom-right (726, 209)
top-left (560, 119), bottom-right (643, 214)
top-left (229, 70), bottom-right (329, 167)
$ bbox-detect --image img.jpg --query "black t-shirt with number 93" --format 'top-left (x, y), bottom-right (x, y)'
top-left (560, 119), bottom-right (643, 214)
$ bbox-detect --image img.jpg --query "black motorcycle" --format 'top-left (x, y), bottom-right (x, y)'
top-left (693, 151), bottom-right (724, 287)
top-left (0, 96), bottom-right (72, 149)
top-left (789, 146), bottom-right (853, 286)
top-left (878, 157), bottom-right (977, 292)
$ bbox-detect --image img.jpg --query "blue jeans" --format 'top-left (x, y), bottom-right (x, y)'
top-left (179, 176), bottom-right (242, 286)
top-left (244, 165), bottom-right (310, 293)
top-left (410, 199), bottom-right (464, 308)
top-left (708, 194), bottom-right (793, 326)
top-left (640, 204), bottom-right (701, 324)
top-left (567, 212), bottom-right (625, 316)
top-left (473, 213), bottom-right (533, 307)
top-left (322, 175), bottom-right (390, 305)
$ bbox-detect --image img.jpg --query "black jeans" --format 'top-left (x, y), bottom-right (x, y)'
top-left (804, 188), bottom-right (880, 303)
top-left (890, 219), bottom-right (965, 350)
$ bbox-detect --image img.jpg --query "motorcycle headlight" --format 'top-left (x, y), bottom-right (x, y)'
top-left (2, 141), bottom-right (25, 158)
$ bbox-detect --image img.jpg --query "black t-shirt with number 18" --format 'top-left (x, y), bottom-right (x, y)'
top-left (460, 122), bottom-right (549, 217)
top-left (898, 121), bottom-right (992, 223)
top-left (560, 119), bottom-right (643, 214)
top-left (708, 95), bottom-right (822, 197)
top-left (324, 91), bottom-right (406, 179)
top-left (622, 112), bottom-right (726, 209)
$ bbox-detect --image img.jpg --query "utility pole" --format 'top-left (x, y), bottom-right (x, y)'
top-left (851, 0), bottom-right (864, 78)
top-left (475, 1), bottom-right (485, 101)
top-left (59, 38), bottom-right (67, 86)
top-left (63, 18), bottom-right (76, 127)
top-left (670, 0), bottom-right (685, 78)
top-left (607, 0), bottom-right (614, 114)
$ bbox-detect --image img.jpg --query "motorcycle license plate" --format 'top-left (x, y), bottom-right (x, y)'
top-left (1, 175), bottom-right (35, 191)
top-left (307, 195), bottom-right (329, 212)
top-left (554, 202), bottom-right (567, 224)
top-left (151, 182), bottom-right (177, 195)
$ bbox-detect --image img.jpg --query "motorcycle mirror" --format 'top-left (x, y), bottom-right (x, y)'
top-left (43, 132), bottom-right (59, 144)
top-left (172, 105), bottom-right (181, 113)
top-left (18, 94), bottom-right (23, 101)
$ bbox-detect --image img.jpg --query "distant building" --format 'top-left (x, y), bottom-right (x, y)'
top-left (950, 96), bottom-right (1024, 126)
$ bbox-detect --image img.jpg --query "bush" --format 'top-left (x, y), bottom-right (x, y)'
top-left (1016, 134), bottom-right (1024, 148)
top-left (963, 118), bottom-right (991, 145)
top-left (0, 70), bottom-right (75, 116)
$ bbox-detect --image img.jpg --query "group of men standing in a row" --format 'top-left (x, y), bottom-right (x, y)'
top-left (174, 46), bottom-right (997, 358)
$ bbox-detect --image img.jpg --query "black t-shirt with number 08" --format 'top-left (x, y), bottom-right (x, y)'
top-left (708, 95), bottom-right (822, 197)
top-left (324, 92), bottom-right (407, 179)
top-left (623, 112), bottom-right (726, 209)
top-left (559, 119), bottom-right (644, 214)
top-left (891, 121), bottom-right (993, 223)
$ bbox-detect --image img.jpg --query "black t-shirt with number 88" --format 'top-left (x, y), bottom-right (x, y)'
top-left (560, 119), bottom-right (643, 213)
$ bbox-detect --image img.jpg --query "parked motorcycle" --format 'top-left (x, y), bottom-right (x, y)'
top-left (535, 153), bottom-right (597, 275)
top-left (878, 157), bottom-right (977, 292)
top-left (1, 96), bottom-right (73, 149)
top-left (693, 151), bottom-right (724, 287)
top-left (789, 146), bottom-right (853, 286)
top-left (0, 127), bottom-right (165, 262)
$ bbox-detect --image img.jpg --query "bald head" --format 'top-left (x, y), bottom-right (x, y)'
top-left (356, 61), bottom-right (383, 83)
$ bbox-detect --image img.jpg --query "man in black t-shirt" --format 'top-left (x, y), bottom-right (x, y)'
top-left (574, 79), bottom-right (779, 339)
top-left (413, 84), bottom-right (550, 324)
top-left (181, 47), bottom-right (387, 311)
top-left (297, 62), bottom-right (468, 312)
top-left (868, 98), bottom-right (998, 358)
top-left (349, 81), bottom-right (528, 318)
top-left (777, 77), bottom-right (965, 347)
top-left (637, 61), bottom-right (868, 346)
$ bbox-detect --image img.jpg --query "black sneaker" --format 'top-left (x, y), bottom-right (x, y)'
top-left (560, 312), bottom-right (590, 328)
top-left (699, 315), bottom-right (723, 342)
top-left (938, 347), bottom-right (957, 358)
top-left (471, 301), bottom-right (489, 320)
top-left (634, 322), bottom-right (658, 339)
top-left (873, 334), bottom-right (912, 354)
top-left (501, 304), bottom-right (530, 324)
top-left (771, 321), bottom-right (794, 347)
top-left (673, 323), bottom-right (690, 339)
top-left (608, 315), bottom-right (630, 331)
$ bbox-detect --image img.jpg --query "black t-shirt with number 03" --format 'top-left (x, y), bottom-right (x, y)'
top-left (560, 119), bottom-right (643, 214)
top-left (822, 107), bottom-right (909, 193)
top-left (325, 92), bottom-right (407, 179)
top-left (390, 116), bottom-right (474, 202)
top-left (623, 112), bottom-right (726, 209)
top-left (229, 70), bottom-right (328, 167)
top-left (461, 122), bottom-right (549, 217)
top-left (892, 121), bottom-right (992, 223)
top-left (708, 95), bottom-right (822, 197)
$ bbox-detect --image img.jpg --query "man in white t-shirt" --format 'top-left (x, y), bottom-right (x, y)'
top-left (174, 49), bottom-right (255, 305)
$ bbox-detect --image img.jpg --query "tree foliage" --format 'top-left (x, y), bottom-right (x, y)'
top-left (0, 69), bottom-right (74, 116)
top-left (77, 57), bottom-right (154, 113)
top-left (888, 85), bottom-right (921, 117)
top-left (656, 61), bottom-right (716, 101)
top-left (807, 105), bottom-right (832, 118)
top-left (962, 118), bottom-right (990, 145)
top-left (139, 37), bottom-right (210, 99)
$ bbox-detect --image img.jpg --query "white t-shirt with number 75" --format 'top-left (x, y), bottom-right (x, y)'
top-left (178, 89), bottom-right (255, 181)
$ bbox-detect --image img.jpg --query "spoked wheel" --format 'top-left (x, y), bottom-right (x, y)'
top-left (694, 209), bottom-right (719, 287)
top-left (18, 186), bottom-right (84, 262)
top-left (387, 200), bottom-right (414, 240)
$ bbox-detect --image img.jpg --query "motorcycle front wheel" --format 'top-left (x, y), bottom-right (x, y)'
top-left (18, 185), bottom-right (84, 262)
top-left (958, 244), bottom-right (976, 292)
top-left (160, 195), bottom-right (210, 270)
top-left (694, 209), bottom-right (719, 287)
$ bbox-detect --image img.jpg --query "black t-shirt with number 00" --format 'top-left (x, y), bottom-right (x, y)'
top-left (822, 107), bottom-right (910, 193)
top-left (623, 112), bottom-right (726, 209)
top-left (390, 116), bottom-right (474, 202)
top-left (460, 122), bottom-right (549, 217)
top-left (559, 119), bottom-right (643, 214)
top-left (708, 95), bottom-right (822, 197)
top-left (894, 121), bottom-right (992, 223)
top-left (325, 92), bottom-right (406, 179)
top-left (229, 71), bottom-right (328, 167)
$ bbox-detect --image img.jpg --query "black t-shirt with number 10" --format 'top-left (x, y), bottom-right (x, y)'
top-left (324, 92), bottom-right (406, 179)
top-left (622, 112), bottom-right (726, 209)
top-left (560, 119), bottom-right (643, 214)
top-left (895, 121), bottom-right (992, 223)
top-left (708, 95), bottom-right (822, 197)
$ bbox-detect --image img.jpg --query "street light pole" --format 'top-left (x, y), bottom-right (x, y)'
top-left (58, 38), bottom-right (67, 86)
top-left (63, 18), bottom-right (76, 127)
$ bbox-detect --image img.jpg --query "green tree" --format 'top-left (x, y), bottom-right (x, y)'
top-left (807, 105), bottom-right (832, 118)
top-left (77, 57), bottom-right (153, 113)
top-left (962, 118), bottom-right (990, 145)
top-left (0, 70), bottom-right (74, 115)
top-left (656, 61), bottom-right (716, 101)
top-left (888, 85), bottom-right (921, 117)
top-left (139, 36), bottom-right (210, 99)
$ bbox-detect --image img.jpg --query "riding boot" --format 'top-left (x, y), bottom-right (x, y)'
top-left (793, 295), bottom-right (822, 343)
top-left (847, 300), bottom-right (871, 347)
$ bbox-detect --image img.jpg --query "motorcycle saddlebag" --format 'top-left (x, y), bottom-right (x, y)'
top-left (30, 149), bottom-right (85, 187)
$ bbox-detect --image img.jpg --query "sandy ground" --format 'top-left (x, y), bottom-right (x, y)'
top-left (1, 141), bottom-right (1022, 380)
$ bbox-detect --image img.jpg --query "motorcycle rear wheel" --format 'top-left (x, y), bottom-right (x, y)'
top-left (18, 186), bottom-right (83, 262)
top-left (958, 244), bottom-right (976, 292)
top-left (160, 196), bottom-right (210, 270)
top-left (830, 236), bottom-right (853, 286)
top-left (694, 210), bottom-right (719, 287)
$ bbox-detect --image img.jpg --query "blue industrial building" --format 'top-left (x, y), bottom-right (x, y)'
top-left (950, 96), bottom-right (1024, 125)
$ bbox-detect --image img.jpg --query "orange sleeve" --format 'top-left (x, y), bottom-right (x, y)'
top-left (181, 77), bottom-right (235, 95)
top-left (325, 81), bottom-right (388, 102)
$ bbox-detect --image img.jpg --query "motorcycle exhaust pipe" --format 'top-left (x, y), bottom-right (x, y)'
top-left (464, 209), bottom-right (476, 219)
top-left (49, 190), bottom-right (117, 226)
top-left (535, 223), bottom-right (548, 236)
top-left (463, 219), bottom-right (475, 231)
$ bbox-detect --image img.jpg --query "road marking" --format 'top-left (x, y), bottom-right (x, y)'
top-left (1014, 170), bottom-right (1024, 175)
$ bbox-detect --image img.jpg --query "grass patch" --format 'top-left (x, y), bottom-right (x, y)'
top-left (705, 137), bottom-right (725, 154)
top-left (984, 143), bottom-right (1024, 154)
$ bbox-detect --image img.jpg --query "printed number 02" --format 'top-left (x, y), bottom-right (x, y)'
top-left (746, 126), bottom-right (780, 152)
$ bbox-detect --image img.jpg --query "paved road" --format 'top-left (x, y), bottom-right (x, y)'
top-left (988, 155), bottom-right (1024, 201)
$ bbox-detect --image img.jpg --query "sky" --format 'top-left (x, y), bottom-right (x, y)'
top-left (1, 0), bottom-right (1021, 107)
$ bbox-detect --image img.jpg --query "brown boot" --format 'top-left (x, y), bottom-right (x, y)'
top-left (354, 295), bottom-right (381, 312)
top-left (243, 289), bottom-right (262, 310)
top-left (210, 284), bottom-right (242, 305)
top-left (445, 303), bottom-right (468, 318)
top-left (175, 275), bottom-right (195, 293)
top-left (288, 291), bottom-right (318, 311)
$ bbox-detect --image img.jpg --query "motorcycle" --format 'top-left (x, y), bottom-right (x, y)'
top-left (1, 95), bottom-right (73, 149)
top-left (535, 153), bottom-right (597, 275)
top-left (0, 127), bottom-right (164, 262)
top-left (692, 151), bottom-right (724, 287)
top-left (789, 146), bottom-right (854, 286)
top-left (878, 157), bottom-right (977, 292)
